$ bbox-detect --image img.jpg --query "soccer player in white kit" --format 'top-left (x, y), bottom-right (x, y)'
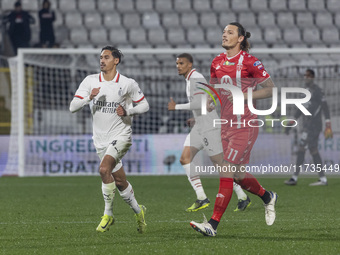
top-left (168, 53), bottom-right (251, 212)
top-left (70, 46), bottom-right (149, 233)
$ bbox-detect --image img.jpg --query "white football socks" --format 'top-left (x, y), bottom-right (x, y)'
top-left (101, 182), bottom-right (116, 216)
top-left (320, 176), bottom-right (327, 183)
top-left (233, 182), bottom-right (247, 200)
top-left (183, 163), bottom-right (207, 201)
top-left (118, 182), bottom-right (141, 214)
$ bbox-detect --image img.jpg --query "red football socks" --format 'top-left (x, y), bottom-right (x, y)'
top-left (211, 178), bottom-right (233, 222)
top-left (236, 172), bottom-right (265, 197)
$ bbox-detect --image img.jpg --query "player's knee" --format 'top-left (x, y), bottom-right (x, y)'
top-left (180, 155), bottom-right (190, 165)
top-left (99, 165), bottom-right (111, 177)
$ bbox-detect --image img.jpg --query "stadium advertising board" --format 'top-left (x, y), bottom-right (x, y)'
top-left (1, 134), bottom-right (339, 176)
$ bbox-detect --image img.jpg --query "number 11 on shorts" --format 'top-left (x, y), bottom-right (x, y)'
top-left (228, 148), bottom-right (238, 161)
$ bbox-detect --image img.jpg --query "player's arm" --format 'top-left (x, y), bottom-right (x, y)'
top-left (168, 95), bottom-right (201, 111)
top-left (69, 85), bottom-right (99, 113)
top-left (168, 77), bottom-right (208, 111)
top-left (242, 58), bottom-right (275, 101)
top-left (245, 77), bottom-right (275, 100)
top-left (118, 80), bottom-right (149, 116)
top-left (168, 97), bottom-right (200, 111)
top-left (117, 98), bottom-right (150, 117)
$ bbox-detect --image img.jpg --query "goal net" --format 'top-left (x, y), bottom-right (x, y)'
top-left (3, 48), bottom-right (340, 176)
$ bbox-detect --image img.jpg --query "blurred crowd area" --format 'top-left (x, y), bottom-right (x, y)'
top-left (0, 0), bottom-right (340, 58)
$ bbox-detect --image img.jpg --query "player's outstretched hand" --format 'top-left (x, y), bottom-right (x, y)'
top-left (168, 97), bottom-right (176, 111)
top-left (116, 104), bottom-right (126, 116)
top-left (186, 118), bottom-right (195, 127)
top-left (90, 87), bottom-right (101, 100)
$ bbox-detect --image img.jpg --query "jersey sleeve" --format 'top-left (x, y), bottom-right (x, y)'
top-left (190, 73), bottom-right (207, 98)
top-left (210, 57), bottom-right (219, 85)
top-left (247, 57), bottom-right (270, 83)
top-left (74, 76), bottom-right (91, 99)
top-left (128, 80), bottom-right (145, 103)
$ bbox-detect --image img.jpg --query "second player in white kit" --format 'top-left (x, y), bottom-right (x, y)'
top-left (168, 53), bottom-right (251, 212)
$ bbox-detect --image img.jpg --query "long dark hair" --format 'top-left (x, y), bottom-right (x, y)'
top-left (229, 22), bottom-right (251, 52)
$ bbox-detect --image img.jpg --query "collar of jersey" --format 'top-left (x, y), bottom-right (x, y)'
top-left (99, 71), bottom-right (120, 83)
top-left (225, 50), bottom-right (242, 61)
top-left (186, 69), bottom-right (196, 81)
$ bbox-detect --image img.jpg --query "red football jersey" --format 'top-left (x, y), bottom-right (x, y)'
top-left (210, 50), bottom-right (270, 129)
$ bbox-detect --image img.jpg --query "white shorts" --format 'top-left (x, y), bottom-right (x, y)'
top-left (96, 140), bottom-right (132, 173)
top-left (184, 126), bottom-right (223, 157)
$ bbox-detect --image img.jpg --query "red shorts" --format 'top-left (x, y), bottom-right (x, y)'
top-left (221, 127), bottom-right (259, 164)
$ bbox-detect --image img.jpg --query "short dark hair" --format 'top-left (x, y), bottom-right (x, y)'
top-left (177, 53), bottom-right (193, 64)
top-left (14, 1), bottom-right (21, 7)
top-left (101, 46), bottom-right (123, 65)
top-left (228, 22), bottom-right (251, 52)
top-left (306, 69), bottom-right (315, 77)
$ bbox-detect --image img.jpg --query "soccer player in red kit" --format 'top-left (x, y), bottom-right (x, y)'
top-left (190, 22), bottom-right (278, 237)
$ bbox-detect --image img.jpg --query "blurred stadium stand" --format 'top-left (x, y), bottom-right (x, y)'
top-left (0, 0), bottom-right (339, 51)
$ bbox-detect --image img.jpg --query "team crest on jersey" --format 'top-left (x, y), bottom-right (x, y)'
top-left (237, 64), bottom-right (243, 71)
top-left (253, 60), bottom-right (261, 67)
top-left (223, 61), bottom-right (235, 66)
top-left (118, 87), bottom-right (123, 96)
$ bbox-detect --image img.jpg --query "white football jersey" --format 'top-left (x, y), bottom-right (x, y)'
top-left (74, 71), bottom-right (145, 148)
top-left (186, 69), bottom-right (219, 132)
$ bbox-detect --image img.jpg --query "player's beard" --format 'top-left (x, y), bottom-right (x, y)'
top-left (222, 42), bottom-right (236, 51)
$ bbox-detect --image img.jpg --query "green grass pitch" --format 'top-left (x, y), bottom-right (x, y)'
top-left (1, 175), bottom-right (339, 255)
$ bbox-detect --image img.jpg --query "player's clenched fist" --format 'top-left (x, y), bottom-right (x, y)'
top-left (186, 117), bottom-right (195, 127)
top-left (207, 97), bottom-right (215, 112)
top-left (116, 104), bottom-right (127, 116)
top-left (90, 87), bottom-right (101, 100)
top-left (168, 97), bottom-right (176, 110)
